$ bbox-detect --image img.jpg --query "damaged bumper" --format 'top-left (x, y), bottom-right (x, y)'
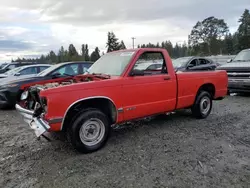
top-left (15, 104), bottom-right (50, 137)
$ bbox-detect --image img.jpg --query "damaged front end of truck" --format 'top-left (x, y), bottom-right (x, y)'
top-left (16, 83), bottom-right (60, 140)
top-left (15, 74), bottom-right (111, 140)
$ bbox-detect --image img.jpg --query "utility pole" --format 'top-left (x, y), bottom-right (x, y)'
top-left (132, 37), bottom-right (136, 49)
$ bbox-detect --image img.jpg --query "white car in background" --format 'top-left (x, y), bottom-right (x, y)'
top-left (0, 64), bottom-right (51, 79)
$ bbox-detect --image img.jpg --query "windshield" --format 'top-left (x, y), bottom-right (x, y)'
top-left (233, 50), bottom-right (250, 62)
top-left (87, 51), bottom-right (135, 76)
top-left (4, 66), bottom-right (23, 75)
top-left (172, 57), bottom-right (192, 68)
top-left (37, 64), bottom-right (61, 76)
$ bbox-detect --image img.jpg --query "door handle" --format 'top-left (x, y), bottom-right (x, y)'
top-left (164, 77), bottom-right (170, 80)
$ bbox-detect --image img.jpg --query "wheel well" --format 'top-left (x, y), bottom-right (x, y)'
top-left (197, 83), bottom-right (215, 99)
top-left (62, 98), bottom-right (117, 131)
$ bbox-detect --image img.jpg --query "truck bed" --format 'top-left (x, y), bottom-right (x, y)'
top-left (176, 70), bottom-right (228, 109)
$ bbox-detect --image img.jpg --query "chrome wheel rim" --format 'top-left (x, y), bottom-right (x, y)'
top-left (200, 96), bottom-right (211, 115)
top-left (79, 118), bottom-right (105, 146)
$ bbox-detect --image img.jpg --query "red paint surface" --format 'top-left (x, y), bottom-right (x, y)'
top-left (27, 48), bottom-right (227, 132)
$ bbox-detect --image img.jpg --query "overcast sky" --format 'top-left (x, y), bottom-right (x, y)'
top-left (0, 0), bottom-right (249, 62)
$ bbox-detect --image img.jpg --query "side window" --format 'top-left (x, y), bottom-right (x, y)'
top-left (7, 64), bottom-right (17, 70)
top-left (19, 67), bottom-right (37, 75)
top-left (206, 59), bottom-right (211, 64)
top-left (131, 52), bottom-right (167, 76)
top-left (39, 66), bottom-right (49, 73)
top-left (198, 59), bottom-right (209, 65)
top-left (78, 63), bottom-right (92, 74)
top-left (189, 59), bottom-right (197, 66)
top-left (52, 64), bottom-right (79, 76)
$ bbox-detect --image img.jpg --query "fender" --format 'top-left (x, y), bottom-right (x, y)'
top-left (60, 96), bottom-right (118, 131)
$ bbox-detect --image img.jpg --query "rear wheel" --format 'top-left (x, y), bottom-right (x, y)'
top-left (191, 91), bottom-right (212, 119)
top-left (67, 108), bottom-right (110, 153)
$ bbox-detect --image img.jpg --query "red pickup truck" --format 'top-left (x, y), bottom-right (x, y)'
top-left (16, 48), bottom-right (228, 153)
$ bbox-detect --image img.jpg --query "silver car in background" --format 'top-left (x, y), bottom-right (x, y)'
top-left (0, 64), bottom-right (51, 79)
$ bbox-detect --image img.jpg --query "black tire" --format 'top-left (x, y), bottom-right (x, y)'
top-left (191, 91), bottom-right (212, 119)
top-left (67, 108), bottom-right (110, 153)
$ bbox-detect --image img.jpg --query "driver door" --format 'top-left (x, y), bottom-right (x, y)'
top-left (122, 51), bottom-right (177, 121)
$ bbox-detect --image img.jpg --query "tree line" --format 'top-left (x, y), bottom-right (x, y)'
top-left (13, 45), bottom-right (102, 64)
top-left (138, 9), bottom-right (250, 57)
top-left (13, 9), bottom-right (250, 63)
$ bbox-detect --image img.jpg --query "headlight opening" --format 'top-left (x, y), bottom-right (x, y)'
top-left (20, 90), bottom-right (29, 100)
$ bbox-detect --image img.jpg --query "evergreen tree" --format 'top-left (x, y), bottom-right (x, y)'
top-left (232, 33), bottom-right (239, 54)
top-left (165, 41), bottom-right (173, 57)
top-left (48, 50), bottom-right (57, 63)
top-left (81, 44), bottom-right (90, 61)
top-left (64, 50), bottom-right (69, 62)
top-left (84, 44), bottom-right (90, 61)
top-left (237, 9), bottom-right (250, 50)
top-left (58, 46), bottom-right (65, 63)
top-left (224, 33), bottom-right (234, 54)
top-left (119, 40), bottom-right (126, 49)
top-left (106, 32), bottom-right (120, 52)
top-left (90, 47), bottom-right (101, 62)
top-left (68, 44), bottom-right (78, 60)
top-left (40, 55), bottom-right (46, 63)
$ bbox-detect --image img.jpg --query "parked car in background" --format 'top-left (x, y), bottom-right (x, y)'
top-left (0, 61), bottom-right (93, 109)
top-left (173, 56), bottom-right (220, 71)
top-left (0, 63), bottom-right (8, 69)
top-left (0, 64), bottom-right (51, 79)
top-left (134, 61), bottom-right (163, 71)
top-left (0, 62), bottom-right (40, 73)
top-left (216, 48), bottom-right (250, 93)
top-left (16, 48), bottom-right (227, 153)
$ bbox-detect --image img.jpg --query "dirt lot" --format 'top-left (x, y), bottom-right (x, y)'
top-left (0, 95), bottom-right (250, 188)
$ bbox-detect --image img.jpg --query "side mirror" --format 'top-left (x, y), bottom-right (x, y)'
top-left (15, 72), bottom-right (21, 76)
top-left (51, 73), bottom-right (61, 78)
top-left (130, 69), bottom-right (144, 76)
top-left (227, 59), bottom-right (232, 63)
top-left (187, 64), bottom-right (195, 69)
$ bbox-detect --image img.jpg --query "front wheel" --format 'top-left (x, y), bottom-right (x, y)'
top-left (67, 108), bottom-right (110, 153)
top-left (191, 91), bottom-right (212, 119)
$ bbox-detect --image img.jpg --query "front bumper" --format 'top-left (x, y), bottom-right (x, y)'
top-left (15, 104), bottom-right (50, 137)
top-left (228, 79), bottom-right (250, 92)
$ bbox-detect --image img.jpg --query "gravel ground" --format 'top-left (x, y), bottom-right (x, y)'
top-left (0, 95), bottom-right (250, 188)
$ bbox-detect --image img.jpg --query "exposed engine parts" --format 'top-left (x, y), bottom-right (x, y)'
top-left (30, 80), bottom-right (75, 90)
top-left (20, 74), bottom-right (111, 112)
